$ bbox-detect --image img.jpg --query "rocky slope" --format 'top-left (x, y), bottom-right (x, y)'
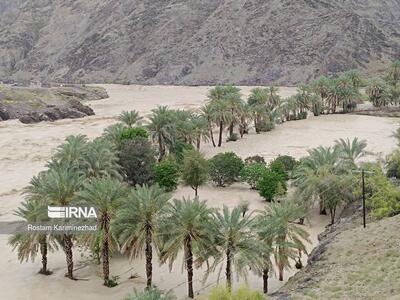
top-left (0, 0), bottom-right (399, 85)
top-left (272, 205), bottom-right (400, 299)
top-left (0, 85), bottom-right (108, 123)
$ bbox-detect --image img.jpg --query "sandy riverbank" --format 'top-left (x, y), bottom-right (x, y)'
top-left (0, 84), bottom-right (398, 299)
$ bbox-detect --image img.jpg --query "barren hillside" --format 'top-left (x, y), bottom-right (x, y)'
top-left (0, 0), bottom-right (399, 85)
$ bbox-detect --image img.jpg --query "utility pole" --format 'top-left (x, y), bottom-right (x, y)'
top-left (352, 168), bottom-right (373, 228)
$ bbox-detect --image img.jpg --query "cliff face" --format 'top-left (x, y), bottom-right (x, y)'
top-left (0, 0), bottom-right (400, 85)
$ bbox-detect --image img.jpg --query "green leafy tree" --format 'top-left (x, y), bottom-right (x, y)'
top-left (181, 149), bottom-right (208, 196)
top-left (77, 178), bottom-right (127, 286)
top-left (118, 137), bottom-right (156, 186)
top-left (154, 157), bottom-right (180, 192)
top-left (257, 169), bottom-right (287, 202)
top-left (159, 197), bottom-right (214, 298)
top-left (240, 163), bottom-right (268, 189)
top-left (113, 185), bottom-right (171, 288)
top-left (209, 152), bottom-right (244, 187)
top-left (119, 127), bottom-right (149, 141)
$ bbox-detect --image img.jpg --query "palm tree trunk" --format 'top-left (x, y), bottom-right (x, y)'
top-left (102, 219), bottom-right (110, 285)
top-left (196, 138), bottom-right (201, 150)
top-left (278, 265), bottom-right (283, 281)
top-left (218, 121), bottom-right (223, 147)
top-left (186, 237), bottom-right (194, 298)
top-left (226, 247), bottom-right (232, 290)
top-left (39, 237), bottom-right (48, 274)
top-left (63, 234), bottom-right (74, 279)
top-left (263, 267), bottom-right (269, 294)
top-left (229, 122), bottom-right (234, 137)
top-left (210, 128), bottom-right (216, 147)
top-left (158, 135), bottom-right (164, 161)
top-left (145, 225), bottom-right (153, 288)
top-left (194, 186), bottom-right (198, 197)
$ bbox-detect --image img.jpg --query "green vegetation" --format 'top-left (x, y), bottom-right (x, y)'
top-left (153, 157), bottom-right (180, 192)
top-left (9, 64), bottom-right (400, 299)
top-left (208, 152), bottom-right (244, 187)
top-left (181, 149), bottom-right (209, 196)
top-left (200, 286), bottom-right (265, 300)
top-left (240, 163), bottom-right (268, 189)
top-left (123, 288), bottom-right (176, 300)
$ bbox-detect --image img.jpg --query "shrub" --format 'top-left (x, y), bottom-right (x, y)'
top-left (124, 287), bottom-right (176, 300)
top-left (240, 163), bottom-right (268, 189)
top-left (209, 152), bottom-right (244, 187)
top-left (273, 155), bottom-right (298, 173)
top-left (363, 163), bottom-right (400, 218)
top-left (181, 149), bottom-right (209, 196)
top-left (118, 137), bottom-right (156, 186)
top-left (200, 286), bottom-right (264, 300)
top-left (386, 150), bottom-right (400, 179)
top-left (119, 127), bottom-right (149, 141)
top-left (244, 155), bottom-right (266, 165)
top-left (154, 157), bottom-right (180, 191)
top-left (270, 158), bottom-right (289, 181)
top-left (257, 168), bottom-right (287, 202)
top-left (227, 133), bottom-right (239, 142)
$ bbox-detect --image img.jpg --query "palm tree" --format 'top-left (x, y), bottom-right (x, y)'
top-left (266, 86), bottom-right (281, 110)
top-left (210, 100), bottom-right (231, 147)
top-left (51, 134), bottom-right (88, 167)
top-left (224, 90), bottom-right (243, 138)
top-left (200, 104), bottom-right (217, 147)
top-left (192, 115), bottom-right (211, 150)
top-left (9, 199), bottom-right (58, 275)
top-left (334, 137), bottom-right (367, 167)
top-left (265, 201), bottom-right (310, 281)
top-left (81, 138), bottom-right (122, 180)
top-left (148, 106), bottom-right (176, 161)
top-left (103, 123), bottom-right (126, 144)
top-left (29, 165), bottom-right (84, 279)
top-left (77, 178), bottom-right (127, 286)
top-left (254, 211), bottom-right (273, 294)
top-left (119, 110), bottom-right (142, 127)
top-left (113, 184), bottom-right (171, 288)
top-left (293, 146), bottom-right (342, 215)
top-left (159, 197), bottom-right (214, 298)
top-left (207, 205), bottom-right (262, 290)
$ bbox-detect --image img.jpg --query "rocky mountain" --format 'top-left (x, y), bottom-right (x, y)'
top-left (0, 0), bottom-right (399, 85)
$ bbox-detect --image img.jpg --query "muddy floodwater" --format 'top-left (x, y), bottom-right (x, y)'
top-left (0, 85), bottom-right (398, 299)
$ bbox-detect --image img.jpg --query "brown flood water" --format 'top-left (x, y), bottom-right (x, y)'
top-left (0, 84), bottom-right (398, 299)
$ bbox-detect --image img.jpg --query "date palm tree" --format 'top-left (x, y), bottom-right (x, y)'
top-left (159, 197), bottom-right (214, 298)
top-left (210, 100), bottom-right (231, 147)
top-left (265, 201), bottom-right (310, 281)
top-left (9, 198), bottom-right (58, 275)
top-left (119, 110), bottom-right (142, 127)
top-left (113, 184), bottom-right (171, 288)
top-left (81, 138), bottom-right (122, 180)
top-left (30, 165), bottom-right (84, 279)
top-left (148, 106), bottom-right (176, 161)
top-left (206, 205), bottom-right (262, 290)
top-left (51, 134), bottom-right (88, 168)
top-left (334, 137), bottom-right (367, 167)
top-left (77, 178), bottom-right (127, 286)
top-left (200, 104), bottom-right (217, 147)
